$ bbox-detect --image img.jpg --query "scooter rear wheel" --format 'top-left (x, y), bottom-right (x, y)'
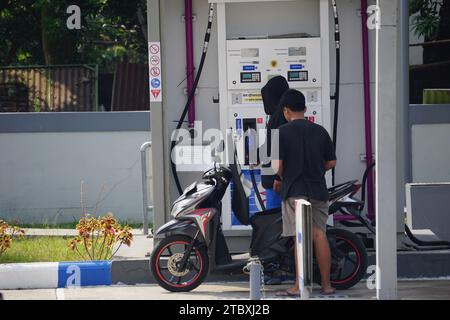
top-left (150, 235), bottom-right (209, 292)
top-left (314, 228), bottom-right (368, 290)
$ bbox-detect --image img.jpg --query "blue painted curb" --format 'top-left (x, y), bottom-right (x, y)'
top-left (58, 261), bottom-right (112, 288)
top-left (0, 261), bottom-right (114, 290)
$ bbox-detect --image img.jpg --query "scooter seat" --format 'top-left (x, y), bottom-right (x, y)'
top-left (252, 207), bottom-right (282, 218)
top-left (329, 180), bottom-right (358, 201)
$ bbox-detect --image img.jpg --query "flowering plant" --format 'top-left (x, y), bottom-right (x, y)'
top-left (68, 213), bottom-right (133, 261)
top-left (0, 220), bottom-right (25, 256)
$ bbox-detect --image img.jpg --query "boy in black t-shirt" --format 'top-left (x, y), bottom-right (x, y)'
top-left (272, 89), bottom-right (337, 297)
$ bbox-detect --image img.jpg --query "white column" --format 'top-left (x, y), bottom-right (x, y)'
top-left (375, 0), bottom-right (399, 300)
top-left (147, 0), bottom-right (170, 235)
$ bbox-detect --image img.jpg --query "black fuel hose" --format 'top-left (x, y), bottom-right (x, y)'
top-left (171, 4), bottom-right (215, 195)
top-left (404, 224), bottom-right (450, 247)
top-left (331, 0), bottom-right (340, 186)
top-left (249, 166), bottom-right (266, 211)
top-left (403, 243), bottom-right (450, 251)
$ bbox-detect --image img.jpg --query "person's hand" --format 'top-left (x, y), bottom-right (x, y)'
top-left (273, 180), bottom-right (282, 194)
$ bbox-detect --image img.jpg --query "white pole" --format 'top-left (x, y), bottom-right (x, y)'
top-left (295, 199), bottom-right (313, 300)
top-left (375, 0), bottom-right (399, 300)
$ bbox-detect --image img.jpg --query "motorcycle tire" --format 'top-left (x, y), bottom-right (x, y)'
top-left (150, 235), bottom-right (209, 292)
top-left (314, 228), bottom-right (368, 290)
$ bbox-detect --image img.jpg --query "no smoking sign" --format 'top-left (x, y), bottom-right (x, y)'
top-left (149, 44), bottom-right (160, 54)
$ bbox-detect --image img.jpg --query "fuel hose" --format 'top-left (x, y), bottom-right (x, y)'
top-left (331, 0), bottom-right (341, 186)
top-left (250, 165), bottom-right (266, 211)
top-left (171, 4), bottom-right (215, 195)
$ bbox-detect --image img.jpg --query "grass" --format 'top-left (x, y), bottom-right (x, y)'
top-left (18, 222), bottom-right (78, 229)
top-left (0, 236), bottom-right (81, 264)
top-left (0, 219), bottom-right (153, 263)
top-left (7, 221), bottom-right (152, 230)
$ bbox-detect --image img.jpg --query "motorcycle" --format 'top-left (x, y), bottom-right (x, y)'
top-left (150, 152), bottom-right (368, 292)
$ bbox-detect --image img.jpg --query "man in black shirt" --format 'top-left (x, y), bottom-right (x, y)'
top-left (272, 89), bottom-right (337, 297)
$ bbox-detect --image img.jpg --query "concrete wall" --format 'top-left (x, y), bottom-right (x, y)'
top-left (412, 124), bottom-right (450, 182)
top-left (160, 0), bottom-right (380, 203)
top-left (0, 112), bottom-right (151, 224)
top-left (409, 104), bottom-right (450, 183)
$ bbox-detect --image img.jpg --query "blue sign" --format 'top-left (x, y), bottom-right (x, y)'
top-left (298, 232), bottom-right (302, 244)
top-left (151, 78), bottom-right (161, 88)
top-left (243, 65), bottom-right (256, 71)
top-left (290, 64), bottom-right (304, 70)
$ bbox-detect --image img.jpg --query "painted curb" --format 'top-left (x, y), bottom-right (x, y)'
top-left (58, 261), bottom-right (112, 288)
top-left (0, 261), bottom-right (111, 290)
top-left (0, 259), bottom-right (249, 290)
top-left (0, 262), bottom-right (58, 289)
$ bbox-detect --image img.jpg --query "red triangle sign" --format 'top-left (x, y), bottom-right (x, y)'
top-left (151, 90), bottom-right (161, 98)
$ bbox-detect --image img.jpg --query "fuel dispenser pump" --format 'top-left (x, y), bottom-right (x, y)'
top-left (213, 0), bottom-right (333, 231)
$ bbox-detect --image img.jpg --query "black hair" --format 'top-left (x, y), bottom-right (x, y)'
top-left (280, 89), bottom-right (306, 112)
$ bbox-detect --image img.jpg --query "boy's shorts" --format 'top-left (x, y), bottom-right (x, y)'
top-left (281, 196), bottom-right (329, 237)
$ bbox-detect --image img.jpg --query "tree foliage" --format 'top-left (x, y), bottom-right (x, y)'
top-left (410, 0), bottom-right (443, 39)
top-left (410, 0), bottom-right (450, 64)
top-left (0, 0), bottom-right (147, 72)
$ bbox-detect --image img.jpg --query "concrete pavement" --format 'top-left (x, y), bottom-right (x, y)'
top-left (6, 230), bottom-right (450, 290)
top-left (1, 280), bottom-right (449, 300)
top-left (113, 235), bottom-right (153, 260)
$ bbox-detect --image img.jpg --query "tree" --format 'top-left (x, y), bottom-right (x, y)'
top-left (0, 0), bottom-right (147, 71)
top-left (40, 0), bottom-right (81, 64)
top-left (78, 0), bottom-right (148, 72)
top-left (0, 0), bottom-right (44, 65)
top-left (410, 0), bottom-right (450, 64)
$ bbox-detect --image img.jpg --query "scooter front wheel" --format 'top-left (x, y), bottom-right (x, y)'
top-left (150, 235), bottom-right (209, 292)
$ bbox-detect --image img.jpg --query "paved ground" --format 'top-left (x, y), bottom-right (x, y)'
top-left (1, 280), bottom-right (449, 300)
top-left (6, 230), bottom-right (449, 300)
top-left (113, 235), bottom-right (153, 260)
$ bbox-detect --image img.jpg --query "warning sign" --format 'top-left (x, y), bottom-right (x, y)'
top-left (150, 67), bottom-right (161, 77)
top-left (151, 90), bottom-right (161, 99)
top-left (148, 42), bottom-right (162, 102)
top-left (242, 93), bottom-right (263, 104)
top-left (149, 44), bottom-right (160, 55)
top-left (150, 55), bottom-right (160, 66)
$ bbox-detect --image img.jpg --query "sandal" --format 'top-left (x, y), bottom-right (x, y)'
top-left (276, 290), bottom-right (300, 297)
top-left (319, 288), bottom-right (336, 296)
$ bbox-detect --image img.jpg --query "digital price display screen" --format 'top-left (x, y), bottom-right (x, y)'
top-left (240, 72), bottom-right (261, 83)
top-left (288, 70), bottom-right (308, 82)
